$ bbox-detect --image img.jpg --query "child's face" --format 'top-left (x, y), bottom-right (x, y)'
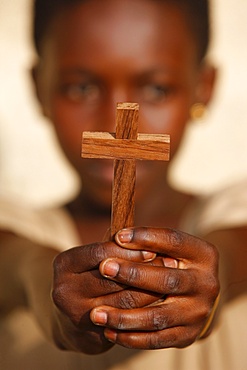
top-left (35, 0), bottom-right (214, 208)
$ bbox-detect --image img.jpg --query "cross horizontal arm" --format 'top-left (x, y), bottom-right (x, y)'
top-left (81, 132), bottom-right (170, 161)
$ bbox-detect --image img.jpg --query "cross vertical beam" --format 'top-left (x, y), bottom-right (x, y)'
top-left (81, 102), bottom-right (170, 239)
top-left (111, 103), bottom-right (139, 237)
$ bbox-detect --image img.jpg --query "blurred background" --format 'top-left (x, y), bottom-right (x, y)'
top-left (0, 0), bottom-right (247, 208)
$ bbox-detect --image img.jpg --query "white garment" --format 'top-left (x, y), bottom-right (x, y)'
top-left (0, 180), bottom-right (247, 370)
top-left (0, 197), bottom-right (80, 249)
top-left (181, 178), bottom-right (247, 235)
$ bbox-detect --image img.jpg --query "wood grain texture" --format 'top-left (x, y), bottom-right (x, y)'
top-left (111, 103), bottom-right (139, 237)
top-left (81, 133), bottom-right (170, 161)
top-left (111, 159), bottom-right (136, 236)
top-left (81, 102), bottom-right (170, 239)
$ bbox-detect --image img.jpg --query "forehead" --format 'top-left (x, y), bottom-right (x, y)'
top-left (42, 0), bottom-right (197, 70)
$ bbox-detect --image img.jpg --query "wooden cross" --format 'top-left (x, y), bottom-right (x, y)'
top-left (81, 102), bottom-right (170, 239)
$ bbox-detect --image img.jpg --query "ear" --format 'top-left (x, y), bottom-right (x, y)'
top-left (30, 64), bottom-right (50, 118)
top-left (195, 63), bottom-right (217, 107)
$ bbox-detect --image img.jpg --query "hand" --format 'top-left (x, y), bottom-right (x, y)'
top-left (90, 227), bottom-right (220, 350)
top-left (52, 240), bottom-right (163, 354)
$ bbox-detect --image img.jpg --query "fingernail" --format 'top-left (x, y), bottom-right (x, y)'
top-left (115, 228), bottom-right (133, 245)
top-left (162, 257), bottom-right (179, 268)
top-left (104, 328), bottom-right (117, 343)
top-left (142, 251), bottom-right (156, 261)
top-left (91, 309), bottom-right (108, 325)
top-left (101, 259), bottom-right (120, 277)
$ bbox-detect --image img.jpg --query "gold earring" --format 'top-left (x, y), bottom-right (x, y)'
top-left (190, 103), bottom-right (207, 121)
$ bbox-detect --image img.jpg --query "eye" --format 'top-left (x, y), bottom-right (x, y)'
top-left (60, 82), bottom-right (101, 103)
top-left (141, 84), bottom-right (173, 104)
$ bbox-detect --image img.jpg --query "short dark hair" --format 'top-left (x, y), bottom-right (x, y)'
top-left (33, 0), bottom-right (210, 61)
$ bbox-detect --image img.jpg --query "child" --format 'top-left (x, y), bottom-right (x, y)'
top-left (1, 0), bottom-right (245, 369)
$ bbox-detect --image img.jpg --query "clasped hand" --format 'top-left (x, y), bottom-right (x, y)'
top-left (52, 227), bottom-right (219, 354)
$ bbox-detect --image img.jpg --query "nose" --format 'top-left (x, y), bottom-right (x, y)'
top-left (97, 102), bottom-right (116, 133)
top-left (93, 89), bottom-right (132, 133)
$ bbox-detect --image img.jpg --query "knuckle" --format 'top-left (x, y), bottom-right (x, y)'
top-left (164, 273), bottom-right (180, 292)
top-left (116, 315), bottom-right (125, 330)
top-left (194, 302), bottom-right (210, 323)
top-left (52, 282), bottom-right (68, 310)
top-left (148, 333), bottom-right (164, 349)
top-left (206, 242), bottom-right (219, 268)
top-left (210, 278), bottom-right (220, 299)
top-left (118, 290), bottom-right (138, 309)
top-left (148, 307), bottom-right (169, 330)
top-left (53, 252), bottom-right (67, 274)
top-left (147, 331), bottom-right (177, 350)
top-left (203, 273), bottom-right (220, 301)
top-left (87, 243), bottom-right (106, 266)
top-left (52, 284), bottom-right (83, 326)
top-left (167, 228), bottom-right (184, 248)
top-left (126, 266), bottom-right (140, 284)
top-left (173, 327), bottom-right (196, 349)
top-left (99, 275), bottom-right (121, 291)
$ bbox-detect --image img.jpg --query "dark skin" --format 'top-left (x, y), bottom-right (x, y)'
top-left (0, 230), bottom-right (162, 354)
top-left (1, 0), bottom-right (222, 355)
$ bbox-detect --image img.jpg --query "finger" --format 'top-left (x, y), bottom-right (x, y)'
top-left (91, 297), bottom-right (210, 332)
top-left (53, 241), bottom-right (155, 274)
top-left (69, 269), bottom-right (126, 297)
top-left (103, 325), bottom-right (197, 350)
top-left (99, 258), bottom-right (197, 295)
top-left (91, 298), bottom-right (205, 349)
top-left (91, 302), bottom-right (174, 331)
top-left (98, 288), bottom-right (163, 310)
top-left (115, 227), bottom-right (218, 264)
top-left (53, 271), bottom-right (163, 320)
